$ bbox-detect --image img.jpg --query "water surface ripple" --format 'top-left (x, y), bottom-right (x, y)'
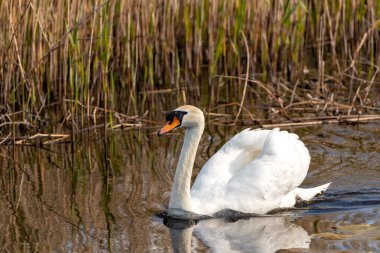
top-left (0, 123), bottom-right (379, 252)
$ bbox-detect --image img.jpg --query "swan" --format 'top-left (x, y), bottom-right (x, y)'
top-left (158, 105), bottom-right (331, 215)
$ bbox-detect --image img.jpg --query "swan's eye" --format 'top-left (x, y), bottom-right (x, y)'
top-left (165, 111), bottom-right (188, 124)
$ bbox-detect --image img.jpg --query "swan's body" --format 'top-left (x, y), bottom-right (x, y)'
top-left (159, 105), bottom-right (331, 215)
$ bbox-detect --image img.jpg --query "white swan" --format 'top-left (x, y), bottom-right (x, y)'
top-left (158, 105), bottom-right (331, 215)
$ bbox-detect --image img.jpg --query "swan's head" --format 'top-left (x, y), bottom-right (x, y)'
top-left (158, 105), bottom-right (204, 136)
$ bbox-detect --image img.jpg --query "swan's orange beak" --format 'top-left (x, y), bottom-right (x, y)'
top-left (158, 116), bottom-right (181, 136)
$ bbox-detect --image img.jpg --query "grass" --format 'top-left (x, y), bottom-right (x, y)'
top-left (1, 0), bottom-right (380, 137)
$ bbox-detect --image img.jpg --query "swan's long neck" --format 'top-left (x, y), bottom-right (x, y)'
top-left (169, 124), bottom-right (204, 211)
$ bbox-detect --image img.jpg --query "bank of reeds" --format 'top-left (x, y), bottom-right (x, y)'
top-left (1, 0), bottom-right (380, 136)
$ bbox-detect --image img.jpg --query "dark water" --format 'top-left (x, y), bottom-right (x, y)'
top-left (0, 123), bottom-right (379, 252)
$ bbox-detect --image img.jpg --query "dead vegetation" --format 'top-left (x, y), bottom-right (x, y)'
top-left (1, 0), bottom-right (380, 143)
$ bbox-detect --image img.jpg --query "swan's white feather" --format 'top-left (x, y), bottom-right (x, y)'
top-left (191, 128), bottom-right (328, 215)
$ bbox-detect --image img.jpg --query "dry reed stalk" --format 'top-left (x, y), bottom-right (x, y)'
top-left (108, 123), bottom-right (143, 130)
top-left (234, 31), bottom-right (250, 123)
top-left (261, 114), bottom-right (380, 129)
top-left (0, 133), bottom-right (12, 145)
top-left (13, 133), bottom-right (71, 145)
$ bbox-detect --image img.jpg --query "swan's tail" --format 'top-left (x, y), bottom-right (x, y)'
top-left (279, 182), bottom-right (331, 208)
top-left (293, 182), bottom-right (331, 201)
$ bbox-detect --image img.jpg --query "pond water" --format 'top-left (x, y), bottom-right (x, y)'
top-left (0, 123), bottom-right (379, 252)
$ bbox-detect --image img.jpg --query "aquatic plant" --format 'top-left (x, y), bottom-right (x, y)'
top-left (1, 0), bottom-right (379, 137)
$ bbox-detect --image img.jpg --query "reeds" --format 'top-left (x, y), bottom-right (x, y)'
top-left (1, 0), bottom-right (380, 135)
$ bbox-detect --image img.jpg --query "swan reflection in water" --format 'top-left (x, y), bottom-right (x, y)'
top-left (165, 216), bottom-right (310, 253)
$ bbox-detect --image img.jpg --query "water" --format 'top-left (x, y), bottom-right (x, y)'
top-left (0, 123), bottom-right (379, 252)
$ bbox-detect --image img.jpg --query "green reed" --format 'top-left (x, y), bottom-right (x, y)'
top-left (1, 0), bottom-right (379, 134)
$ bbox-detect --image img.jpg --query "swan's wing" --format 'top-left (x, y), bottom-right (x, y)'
top-left (191, 128), bottom-right (273, 213)
top-left (191, 128), bottom-right (311, 214)
top-left (225, 129), bottom-right (310, 213)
